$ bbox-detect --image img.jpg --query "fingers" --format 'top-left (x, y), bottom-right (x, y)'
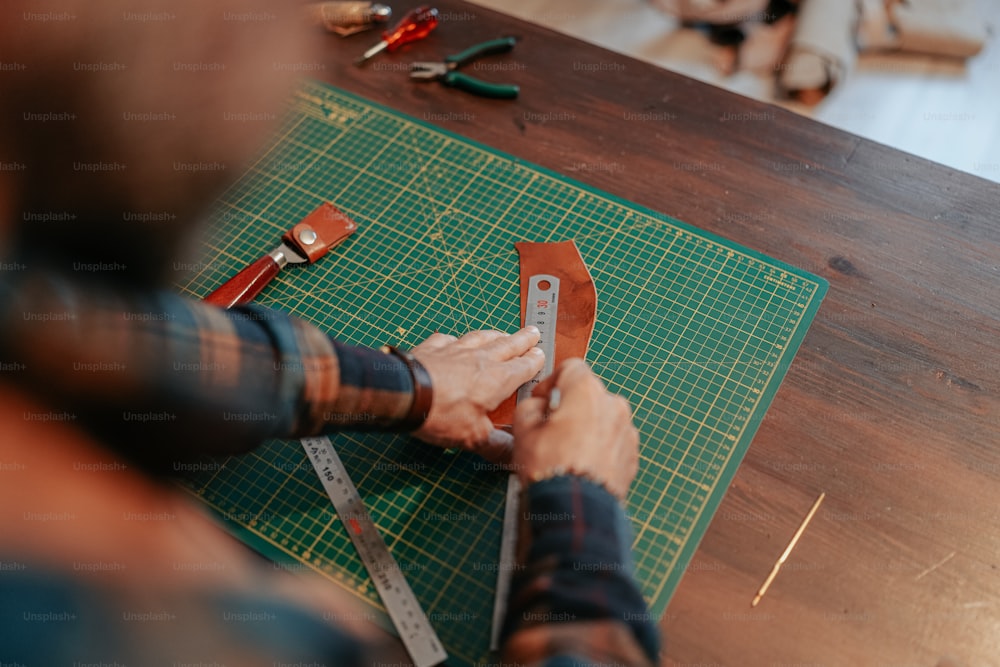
top-left (449, 329), bottom-right (544, 409)
top-left (532, 358), bottom-right (601, 400)
top-left (611, 395), bottom-right (635, 423)
top-left (481, 326), bottom-right (541, 360)
top-left (485, 348), bottom-right (544, 408)
top-left (513, 395), bottom-right (548, 434)
top-left (531, 364), bottom-right (561, 398)
top-left (413, 332), bottom-right (458, 352)
top-left (446, 327), bottom-right (542, 361)
top-left (454, 329), bottom-right (506, 349)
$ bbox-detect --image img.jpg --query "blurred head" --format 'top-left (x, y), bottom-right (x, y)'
top-left (0, 0), bottom-right (320, 285)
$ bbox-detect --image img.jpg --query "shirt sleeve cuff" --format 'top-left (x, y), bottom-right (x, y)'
top-left (329, 340), bottom-right (416, 428)
top-left (502, 475), bottom-right (661, 663)
top-left (290, 318), bottom-right (416, 433)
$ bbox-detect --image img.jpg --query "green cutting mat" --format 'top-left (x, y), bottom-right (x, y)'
top-left (176, 79), bottom-right (827, 666)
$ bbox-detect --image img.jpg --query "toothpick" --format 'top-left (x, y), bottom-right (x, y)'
top-left (751, 492), bottom-right (825, 607)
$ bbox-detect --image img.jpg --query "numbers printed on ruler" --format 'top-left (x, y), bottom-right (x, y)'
top-left (301, 436), bottom-right (447, 667)
top-left (517, 274), bottom-right (559, 402)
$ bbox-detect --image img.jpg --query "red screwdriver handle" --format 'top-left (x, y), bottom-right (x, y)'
top-left (384, 5), bottom-right (438, 53)
top-left (205, 255), bottom-right (281, 309)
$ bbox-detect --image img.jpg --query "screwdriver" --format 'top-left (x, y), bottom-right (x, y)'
top-left (355, 5), bottom-right (439, 66)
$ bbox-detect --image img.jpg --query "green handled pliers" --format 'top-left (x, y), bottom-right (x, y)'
top-left (410, 37), bottom-right (520, 99)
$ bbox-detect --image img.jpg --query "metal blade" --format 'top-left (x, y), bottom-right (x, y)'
top-left (267, 242), bottom-right (309, 267)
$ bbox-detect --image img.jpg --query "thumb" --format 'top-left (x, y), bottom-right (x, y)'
top-left (513, 395), bottom-right (548, 436)
top-left (532, 358), bottom-right (592, 400)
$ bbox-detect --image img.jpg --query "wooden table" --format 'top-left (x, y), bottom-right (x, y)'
top-left (320, 3), bottom-right (1000, 665)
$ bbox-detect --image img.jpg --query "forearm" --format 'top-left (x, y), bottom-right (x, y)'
top-left (0, 274), bottom-right (414, 462)
top-left (501, 476), bottom-right (661, 667)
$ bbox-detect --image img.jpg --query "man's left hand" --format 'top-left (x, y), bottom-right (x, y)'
top-left (410, 327), bottom-right (543, 462)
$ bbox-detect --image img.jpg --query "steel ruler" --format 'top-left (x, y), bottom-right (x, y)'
top-left (301, 436), bottom-right (447, 667)
top-left (489, 274), bottom-right (560, 649)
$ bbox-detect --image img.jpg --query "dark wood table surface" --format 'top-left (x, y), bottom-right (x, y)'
top-left (319, 3), bottom-right (1000, 665)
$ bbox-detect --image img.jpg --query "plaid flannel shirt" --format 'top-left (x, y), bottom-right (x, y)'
top-left (0, 272), bottom-right (415, 465)
top-left (0, 272), bottom-right (661, 666)
top-left (0, 478), bottom-right (659, 667)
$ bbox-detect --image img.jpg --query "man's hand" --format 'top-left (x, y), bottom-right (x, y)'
top-left (410, 327), bottom-right (544, 461)
top-left (512, 359), bottom-right (639, 501)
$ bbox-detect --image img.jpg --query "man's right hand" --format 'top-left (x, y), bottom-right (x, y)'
top-left (512, 359), bottom-right (639, 501)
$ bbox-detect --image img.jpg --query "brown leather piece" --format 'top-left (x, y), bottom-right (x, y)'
top-left (490, 240), bottom-right (597, 428)
top-left (283, 202), bottom-right (358, 263)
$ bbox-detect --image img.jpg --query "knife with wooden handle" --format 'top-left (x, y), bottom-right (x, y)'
top-left (205, 202), bottom-right (357, 308)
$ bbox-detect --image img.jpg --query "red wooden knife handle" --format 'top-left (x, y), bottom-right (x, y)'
top-left (204, 255), bottom-right (280, 309)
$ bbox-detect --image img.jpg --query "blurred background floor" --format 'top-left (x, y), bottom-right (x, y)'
top-left (467, 0), bottom-right (1000, 184)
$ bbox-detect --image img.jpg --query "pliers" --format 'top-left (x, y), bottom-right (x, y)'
top-left (410, 37), bottom-right (520, 99)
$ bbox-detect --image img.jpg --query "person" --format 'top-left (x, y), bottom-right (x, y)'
top-left (0, 1), bottom-right (661, 665)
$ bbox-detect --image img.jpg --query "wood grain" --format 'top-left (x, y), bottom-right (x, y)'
top-left (319, 3), bottom-right (1000, 664)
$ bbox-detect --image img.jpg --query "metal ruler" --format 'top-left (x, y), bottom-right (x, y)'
top-left (301, 436), bottom-right (447, 667)
top-left (489, 274), bottom-right (560, 650)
